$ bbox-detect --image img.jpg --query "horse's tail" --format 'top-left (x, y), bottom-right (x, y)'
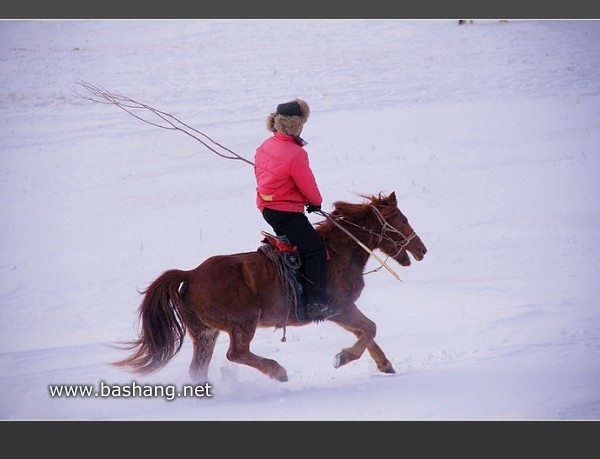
top-left (112, 269), bottom-right (195, 375)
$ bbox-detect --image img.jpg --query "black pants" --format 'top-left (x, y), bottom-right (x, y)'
top-left (262, 208), bottom-right (328, 305)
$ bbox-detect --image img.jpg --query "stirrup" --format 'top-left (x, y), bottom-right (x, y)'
top-left (306, 303), bottom-right (341, 320)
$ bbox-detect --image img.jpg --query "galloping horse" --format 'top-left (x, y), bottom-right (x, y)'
top-left (113, 191), bottom-right (427, 382)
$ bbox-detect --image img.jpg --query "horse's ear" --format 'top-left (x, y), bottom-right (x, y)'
top-left (389, 191), bottom-right (397, 204)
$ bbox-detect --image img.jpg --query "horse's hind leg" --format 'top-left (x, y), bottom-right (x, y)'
top-left (187, 319), bottom-right (220, 384)
top-left (226, 327), bottom-right (288, 382)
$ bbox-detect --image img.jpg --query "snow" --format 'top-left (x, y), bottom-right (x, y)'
top-left (1, 19), bottom-right (599, 421)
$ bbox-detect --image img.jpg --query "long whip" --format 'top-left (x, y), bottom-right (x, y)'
top-left (72, 80), bottom-right (254, 166)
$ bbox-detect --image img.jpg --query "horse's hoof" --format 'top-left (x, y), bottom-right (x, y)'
top-left (333, 352), bottom-right (347, 368)
top-left (379, 361), bottom-right (396, 374)
top-left (272, 369), bottom-right (289, 382)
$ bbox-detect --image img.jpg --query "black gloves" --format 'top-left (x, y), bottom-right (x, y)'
top-left (306, 204), bottom-right (321, 214)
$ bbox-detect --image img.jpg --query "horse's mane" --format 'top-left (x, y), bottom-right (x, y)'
top-left (316, 192), bottom-right (396, 235)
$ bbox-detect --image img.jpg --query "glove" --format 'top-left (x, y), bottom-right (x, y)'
top-left (306, 204), bottom-right (321, 214)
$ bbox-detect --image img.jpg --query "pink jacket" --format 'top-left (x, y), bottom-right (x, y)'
top-left (254, 132), bottom-right (323, 212)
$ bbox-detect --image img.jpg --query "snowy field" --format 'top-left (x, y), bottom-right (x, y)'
top-left (1, 19), bottom-right (599, 421)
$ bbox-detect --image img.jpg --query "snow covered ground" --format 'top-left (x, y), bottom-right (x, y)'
top-left (1, 19), bottom-right (599, 420)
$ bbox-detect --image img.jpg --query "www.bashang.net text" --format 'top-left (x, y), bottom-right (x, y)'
top-left (48, 380), bottom-right (212, 402)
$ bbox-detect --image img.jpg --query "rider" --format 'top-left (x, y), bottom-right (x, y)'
top-left (254, 98), bottom-right (339, 321)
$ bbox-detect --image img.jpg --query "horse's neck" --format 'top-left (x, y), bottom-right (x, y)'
top-left (324, 230), bottom-right (374, 273)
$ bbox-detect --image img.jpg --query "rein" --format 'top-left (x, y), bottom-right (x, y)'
top-left (314, 207), bottom-right (406, 282)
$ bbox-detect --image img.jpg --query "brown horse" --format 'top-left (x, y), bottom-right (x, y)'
top-left (113, 191), bottom-right (427, 382)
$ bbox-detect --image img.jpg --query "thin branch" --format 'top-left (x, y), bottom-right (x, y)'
top-left (72, 79), bottom-right (255, 166)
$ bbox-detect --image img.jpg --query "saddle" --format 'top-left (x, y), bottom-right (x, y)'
top-left (258, 231), bottom-right (309, 322)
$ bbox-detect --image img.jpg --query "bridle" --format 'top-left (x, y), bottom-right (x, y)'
top-left (315, 205), bottom-right (417, 281)
top-left (369, 206), bottom-right (417, 258)
top-left (318, 206), bottom-right (416, 257)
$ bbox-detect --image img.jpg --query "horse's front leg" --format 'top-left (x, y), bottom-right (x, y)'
top-left (330, 304), bottom-right (395, 374)
top-left (366, 340), bottom-right (396, 374)
top-left (225, 325), bottom-right (289, 382)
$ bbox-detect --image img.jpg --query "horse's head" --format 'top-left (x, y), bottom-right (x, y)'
top-left (368, 191), bottom-right (427, 267)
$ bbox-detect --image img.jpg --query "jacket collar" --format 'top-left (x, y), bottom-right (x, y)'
top-left (274, 131), bottom-right (307, 146)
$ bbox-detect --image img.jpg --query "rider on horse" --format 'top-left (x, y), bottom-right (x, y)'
top-left (254, 99), bottom-right (340, 321)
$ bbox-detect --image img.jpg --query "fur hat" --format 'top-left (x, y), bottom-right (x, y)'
top-left (266, 98), bottom-right (310, 136)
